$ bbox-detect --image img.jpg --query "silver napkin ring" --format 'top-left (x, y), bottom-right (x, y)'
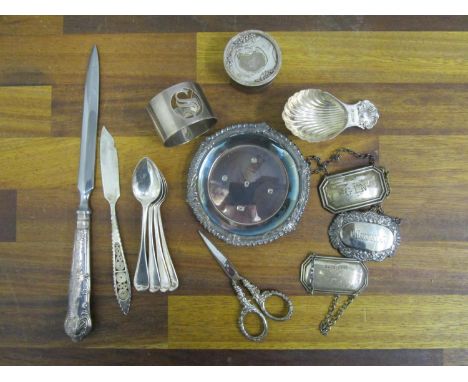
top-left (146, 81), bottom-right (217, 147)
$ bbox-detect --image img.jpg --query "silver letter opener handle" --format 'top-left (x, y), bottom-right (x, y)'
top-left (64, 210), bottom-right (92, 342)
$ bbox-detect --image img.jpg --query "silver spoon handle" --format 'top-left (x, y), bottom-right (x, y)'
top-left (153, 205), bottom-right (171, 292)
top-left (110, 203), bottom-right (131, 313)
top-left (148, 206), bottom-right (161, 292)
top-left (64, 210), bottom-right (92, 342)
top-left (157, 208), bottom-right (178, 291)
top-left (134, 205), bottom-right (149, 291)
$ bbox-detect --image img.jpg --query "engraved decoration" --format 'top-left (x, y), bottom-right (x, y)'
top-left (112, 239), bottom-right (131, 313)
top-left (300, 254), bottom-right (368, 295)
top-left (171, 88), bottom-right (202, 119)
top-left (329, 210), bottom-right (401, 262)
top-left (357, 100), bottom-right (379, 130)
top-left (224, 30), bottom-right (281, 87)
top-left (64, 211), bottom-right (92, 342)
top-left (319, 166), bottom-right (390, 213)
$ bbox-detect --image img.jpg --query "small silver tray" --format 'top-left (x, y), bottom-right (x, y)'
top-left (300, 254), bottom-right (368, 295)
top-left (187, 123), bottom-right (310, 246)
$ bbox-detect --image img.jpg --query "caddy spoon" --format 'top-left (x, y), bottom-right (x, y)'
top-left (132, 157), bottom-right (161, 291)
top-left (282, 89), bottom-right (379, 143)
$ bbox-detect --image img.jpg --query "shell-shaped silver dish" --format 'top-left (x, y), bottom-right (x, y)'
top-left (187, 122), bottom-right (310, 246)
top-left (282, 89), bottom-right (379, 143)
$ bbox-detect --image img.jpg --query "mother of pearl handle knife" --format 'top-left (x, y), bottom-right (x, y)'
top-left (100, 126), bottom-right (131, 314)
top-left (64, 46), bottom-right (99, 342)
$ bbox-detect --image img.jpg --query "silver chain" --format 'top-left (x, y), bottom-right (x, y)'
top-left (306, 147), bottom-right (376, 175)
top-left (319, 294), bottom-right (357, 336)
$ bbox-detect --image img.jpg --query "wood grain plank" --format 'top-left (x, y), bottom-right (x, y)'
top-left (197, 32), bottom-right (468, 84)
top-left (0, 240), bottom-right (168, 349)
top-left (15, 185), bottom-right (468, 296)
top-left (63, 16), bottom-right (468, 34)
top-left (0, 86), bottom-right (51, 137)
top-left (0, 33), bottom-right (195, 86)
top-left (0, 347), bottom-right (443, 365)
top-left (169, 295), bottom-right (468, 349)
top-left (380, 136), bottom-right (468, 242)
top-left (0, 16), bottom-right (63, 36)
top-left (0, 190), bottom-right (16, 242)
top-left (51, 82), bottom-right (468, 137)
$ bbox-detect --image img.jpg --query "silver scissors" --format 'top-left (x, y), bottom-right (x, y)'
top-left (199, 231), bottom-right (293, 341)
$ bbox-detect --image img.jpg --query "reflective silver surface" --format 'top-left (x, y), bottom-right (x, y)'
top-left (207, 144), bottom-right (289, 226)
top-left (65, 46), bottom-right (99, 342)
top-left (132, 158), bottom-right (161, 291)
top-left (147, 81), bottom-right (217, 147)
top-left (199, 231), bottom-right (293, 342)
top-left (319, 166), bottom-right (390, 213)
top-left (329, 210), bottom-right (401, 262)
top-left (340, 222), bottom-right (394, 252)
top-left (100, 126), bottom-right (131, 314)
top-left (300, 254), bottom-right (368, 295)
top-left (187, 123), bottom-right (310, 246)
top-left (224, 30), bottom-right (282, 88)
top-left (77, 46), bottom-right (100, 204)
top-left (282, 89), bottom-right (379, 142)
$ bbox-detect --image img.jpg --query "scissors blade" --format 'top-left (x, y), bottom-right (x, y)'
top-left (198, 231), bottom-right (240, 280)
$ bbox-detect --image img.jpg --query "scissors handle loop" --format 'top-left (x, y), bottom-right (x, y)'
top-left (232, 279), bottom-right (268, 341)
top-left (240, 277), bottom-right (293, 321)
top-left (257, 290), bottom-right (294, 321)
top-left (238, 305), bottom-right (269, 342)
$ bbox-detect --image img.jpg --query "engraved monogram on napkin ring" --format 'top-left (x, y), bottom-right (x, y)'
top-left (329, 210), bottom-right (401, 262)
top-left (319, 165), bottom-right (390, 213)
top-left (146, 81), bottom-right (217, 147)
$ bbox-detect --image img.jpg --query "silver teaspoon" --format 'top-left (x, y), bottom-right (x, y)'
top-left (156, 171), bottom-right (178, 291)
top-left (132, 157), bottom-right (161, 291)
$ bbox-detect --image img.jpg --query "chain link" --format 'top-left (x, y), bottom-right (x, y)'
top-left (306, 148), bottom-right (376, 175)
top-left (319, 294), bottom-right (356, 336)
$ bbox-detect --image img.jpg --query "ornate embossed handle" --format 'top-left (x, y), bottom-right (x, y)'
top-left (110, 204), bottom-right (131, 314)
top-left (232, 279), bottom-right (268, 342)
top-left (64, 210), bottom-right (92, 342)
top-left (344, 100), bottom-right (379, 131)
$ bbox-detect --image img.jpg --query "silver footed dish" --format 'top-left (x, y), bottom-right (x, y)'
top-left (187, 122), bottom-right (310, 246)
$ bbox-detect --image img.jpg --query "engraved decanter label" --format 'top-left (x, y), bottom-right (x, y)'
top-left (319, 165), bottom-right (390, 214)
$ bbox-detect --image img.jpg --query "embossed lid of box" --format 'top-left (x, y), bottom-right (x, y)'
top-left (224, 30), bottom-right (282, 88)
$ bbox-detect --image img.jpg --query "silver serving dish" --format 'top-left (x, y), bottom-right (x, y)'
top-left (187, 123), bottom-right (310, 246)
top-left (224, 30), bottom-right (282, 89)
top-left (282, 89), bottom-right (379, 142)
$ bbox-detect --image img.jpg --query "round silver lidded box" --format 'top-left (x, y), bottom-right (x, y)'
top-left (146, 81), bottom-right (217, 147)
top-left (224, 30), bottom-right (282, 89)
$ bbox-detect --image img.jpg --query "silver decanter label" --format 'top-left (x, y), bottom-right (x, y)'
top-left (329, 210), bottom-right (401, 262)
top-left (300, 254), bottom-right (368, 295)
top-left (318, 166), bottom-right (390, 213)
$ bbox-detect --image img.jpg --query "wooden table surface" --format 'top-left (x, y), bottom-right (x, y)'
top-left (1, 15), bottom-right (468, 365)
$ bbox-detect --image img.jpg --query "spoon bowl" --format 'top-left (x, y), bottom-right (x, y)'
top-left (132, 158), bottom-right (161, 206)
